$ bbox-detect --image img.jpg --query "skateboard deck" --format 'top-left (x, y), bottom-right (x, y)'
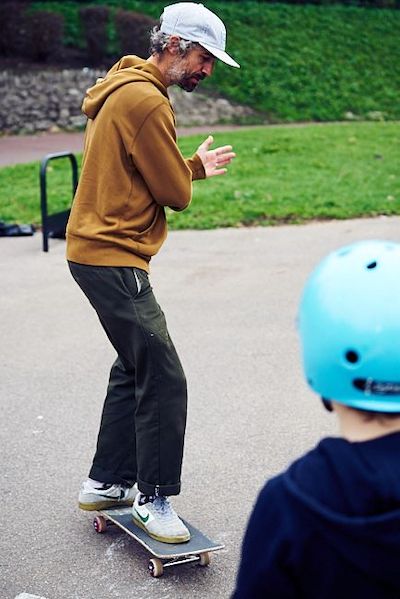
top-left (93, 506), bottom-right (224, 577)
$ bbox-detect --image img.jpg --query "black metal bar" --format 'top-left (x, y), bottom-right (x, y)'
top-left (40, 152), bottom-right (78, 252)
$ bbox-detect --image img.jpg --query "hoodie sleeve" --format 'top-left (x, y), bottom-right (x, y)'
top-left (130, 101), bottom-right (205, 212)
top-left (186, 153), bottom-right (206, 181)
top-left (233, 478), bottom-right (298, 598)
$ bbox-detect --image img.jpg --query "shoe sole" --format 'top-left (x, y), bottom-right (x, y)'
top-left (79, 498), bottom-right (134, 511)
top-left (132, 514), bottom-right (190, 544)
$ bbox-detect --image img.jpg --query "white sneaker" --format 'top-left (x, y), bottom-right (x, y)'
top-left (132, 493), bottom-right (190, 544)
top-left (78, 480), bottom-right (138, 511)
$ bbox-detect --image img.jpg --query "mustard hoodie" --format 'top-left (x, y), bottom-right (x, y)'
top-left (66, 55), bottom-right (205, 271)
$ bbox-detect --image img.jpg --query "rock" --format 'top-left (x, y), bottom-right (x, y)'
top-left (367, 111), bottom-right (386, 121)
top-left (0, 67), bottom-right (258, 134)
top-left (343, 111), bottom-right (361, 121)
top-left (36, 120), bottom-right (52, 130)
top-left (69, 115), bottom-right (87, 128)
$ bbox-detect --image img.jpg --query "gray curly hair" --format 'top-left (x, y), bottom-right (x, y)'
top-left (149, 26), bottom-right (200, 56)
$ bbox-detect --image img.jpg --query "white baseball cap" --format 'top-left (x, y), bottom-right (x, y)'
top-left (160, 2), bottom-right (240, 68)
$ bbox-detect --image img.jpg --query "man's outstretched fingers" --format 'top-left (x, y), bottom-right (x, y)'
top-left (196, 136), bottom-right (236, 177)
top-left (199, 135), bottom-right (214, 151)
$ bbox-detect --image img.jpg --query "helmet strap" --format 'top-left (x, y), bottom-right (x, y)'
top-left (321, 398), bottom-right (333, 412)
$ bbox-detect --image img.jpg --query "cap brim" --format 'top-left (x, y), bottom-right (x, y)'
top-left (200, 43), bottom-right (240, 68)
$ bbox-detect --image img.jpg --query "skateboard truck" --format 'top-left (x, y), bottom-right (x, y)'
top-left (147, 550), bottom-right (210, 578)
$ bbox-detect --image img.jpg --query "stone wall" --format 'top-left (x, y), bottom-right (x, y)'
top-left (0, 67), bottom-right (258, 135)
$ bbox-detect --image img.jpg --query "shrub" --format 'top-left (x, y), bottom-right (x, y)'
top-left (79, 5), bottom-right (109, 65)
top-left (25, 10), bottom-right (64, 62)
top-left (0, 2), bottom-right (28, 57)
top-left (115, 10), bottom-right (157, 59)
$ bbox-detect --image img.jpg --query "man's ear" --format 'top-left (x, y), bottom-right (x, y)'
top-left (166, 35), bottom-right (181, 56)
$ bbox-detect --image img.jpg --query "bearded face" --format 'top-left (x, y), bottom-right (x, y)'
top-left (168, 46), bottom-right (215, 92)
top-left (177, 68), bottom-right (206, 92)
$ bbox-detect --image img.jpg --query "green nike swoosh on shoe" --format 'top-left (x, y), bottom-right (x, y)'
top-left (133, 508), bottom-right (150, 524)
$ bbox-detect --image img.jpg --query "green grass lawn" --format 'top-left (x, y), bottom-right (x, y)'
top-left (29, 1), bottom-right (400, 122)
top-left (1, 121), bottom-right (399, 229)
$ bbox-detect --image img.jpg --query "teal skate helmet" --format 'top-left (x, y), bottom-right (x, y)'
top-left (298, 240), bottom-right (400, 412)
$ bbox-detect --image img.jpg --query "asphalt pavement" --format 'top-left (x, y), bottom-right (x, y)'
top-left (2, 214), bottom-right (400, 599)
top-left (0, 125), bottom-right (246, 167)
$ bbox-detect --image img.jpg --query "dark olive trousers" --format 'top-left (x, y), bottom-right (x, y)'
top-left (68, 262), bottom-right (187, 496)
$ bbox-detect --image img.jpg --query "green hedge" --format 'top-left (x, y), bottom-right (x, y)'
top-left (29, 1), bottom-right (400, 122)
top-left (29, 0), bottom-right (400, 8)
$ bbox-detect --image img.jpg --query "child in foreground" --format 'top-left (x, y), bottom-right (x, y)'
top-left (233, 239), bottom-right (400, 598)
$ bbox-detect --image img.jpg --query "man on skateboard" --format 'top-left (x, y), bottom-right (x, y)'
top-left (67, 2), bottom-right (239, 544)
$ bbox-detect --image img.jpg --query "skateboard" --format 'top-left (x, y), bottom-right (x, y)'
top-left (92, 506), bottom-right (225, 577)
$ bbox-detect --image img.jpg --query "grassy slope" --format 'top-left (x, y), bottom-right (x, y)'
top-left (1, 122), bottom-right (399, 228)
top-left (30, 1), bottom-right (400, 122)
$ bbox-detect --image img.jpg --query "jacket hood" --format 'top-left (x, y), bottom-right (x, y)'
top-left (82, 55), bottom-right (168, 120)
top-left (284, 433), bottom-right (400, 588)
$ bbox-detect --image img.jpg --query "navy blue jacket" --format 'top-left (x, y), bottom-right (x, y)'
top-left (233, 432), bottom-right (400, 598)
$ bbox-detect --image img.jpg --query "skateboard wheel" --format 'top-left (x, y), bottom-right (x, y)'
top-left (199, 552), bottom-right (211, 567)
top-left (93, 515), bottom-right (107, 534)
top-left (148, 558), bottom-right (163, 578)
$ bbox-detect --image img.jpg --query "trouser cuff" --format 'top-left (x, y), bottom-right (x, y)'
top-left (89, 464), bottom-right (135, 487)
top-left (138, 478), bottom-right (181, 497)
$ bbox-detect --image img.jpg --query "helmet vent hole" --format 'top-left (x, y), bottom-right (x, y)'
top-left (345, 350), bottom-right (359, 364)
top-left (366, 261), bottom-right (377, 269)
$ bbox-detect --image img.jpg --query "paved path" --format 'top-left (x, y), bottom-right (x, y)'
top-left (2, 216), bottom-right (400, 599)
top-left (2, 124), bottom-right (399, 598)
top-left (0, 125), bottom-right (247, 167)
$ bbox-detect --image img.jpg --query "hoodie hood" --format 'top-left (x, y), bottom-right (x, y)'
top-left (285, 433), bottom-right (400, 589)
top-left (82, 55), bottom-right (168, 120)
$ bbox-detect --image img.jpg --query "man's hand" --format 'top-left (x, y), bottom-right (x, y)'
top-left (196, 135), bottom-right (236, 178)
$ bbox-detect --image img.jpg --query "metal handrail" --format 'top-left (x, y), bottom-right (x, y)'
top-left (40, 152), bottom-right (78, 252)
